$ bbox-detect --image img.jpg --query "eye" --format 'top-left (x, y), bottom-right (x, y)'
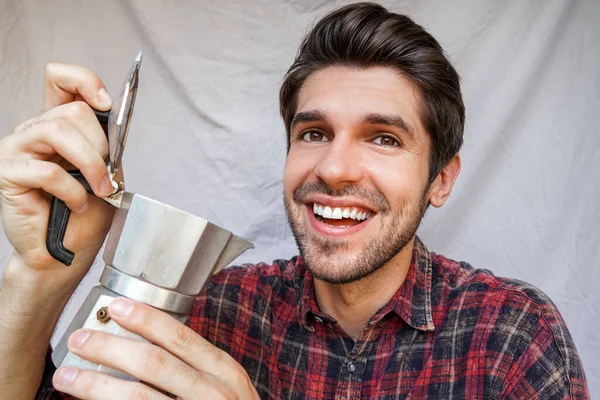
top-left (373, 135), bottom-right (401, 147)
top-left (301, 130), bottom-right (329, 142)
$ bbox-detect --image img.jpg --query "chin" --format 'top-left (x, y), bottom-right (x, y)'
top-left (306, 262), bottom-right (381, 285)
top-left (299, 237), bottom-right (392, 285)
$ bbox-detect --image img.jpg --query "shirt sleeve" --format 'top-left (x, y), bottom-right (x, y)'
top-left (502, 302), bottom-right (589, 399)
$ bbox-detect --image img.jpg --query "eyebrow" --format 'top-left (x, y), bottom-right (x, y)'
top-left (291, 109), bottom-right (416, 140)
top-left (290, 110), bottom-right (327, 131)
top-left (363, 112), bottom-right (416, 139)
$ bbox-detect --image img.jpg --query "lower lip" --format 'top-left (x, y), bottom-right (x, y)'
top-left (305, 204), bottom-right (372, 238)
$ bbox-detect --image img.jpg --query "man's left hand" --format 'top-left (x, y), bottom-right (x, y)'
top-left (52, 298), bottom-right (259, 399)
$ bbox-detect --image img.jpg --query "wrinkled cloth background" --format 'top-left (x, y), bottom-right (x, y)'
top-left (0, 0), bottom-right (598, 396)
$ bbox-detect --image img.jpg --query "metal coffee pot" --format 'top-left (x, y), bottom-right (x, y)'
top-left (45, 51), bottom-right (253, 380)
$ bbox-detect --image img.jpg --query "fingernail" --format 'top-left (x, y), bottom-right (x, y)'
top-left (100, 175), bottom-right (114, 196)
top-left (97, 88), bottom-right (112, 108)
top-left (70, 329), bottom-right (91, 347)
top-left (110, 298), bottom-right (133, 317)
top-left (55, 367), bottom-right (78, 386)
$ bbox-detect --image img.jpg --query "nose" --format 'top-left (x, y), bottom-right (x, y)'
top-left (314, 134), bottom-right (362, 189)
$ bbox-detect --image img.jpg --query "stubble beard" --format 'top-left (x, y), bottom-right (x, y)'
top-left (284, 183), bottom-right (430, 285)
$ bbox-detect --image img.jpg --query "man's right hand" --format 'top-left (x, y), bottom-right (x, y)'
top-left (0, 63), bottom-right (117, 290)
top-left (0, 63), bottom-right (120, 400)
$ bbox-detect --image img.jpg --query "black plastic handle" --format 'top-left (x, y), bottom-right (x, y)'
top-left (46, 108), bottom-right (109, 266)
top-left (46, 172), bottom-right (94, 266)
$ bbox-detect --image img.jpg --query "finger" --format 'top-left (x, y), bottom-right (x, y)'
top-left (66, 329), bottom-right (224, 399)
top-left (108, 299), bottom-right (231, 376)
top-left (0, 158), bottom-right (89, 213)
top-left (53, 366), bottom-right (171, 400)
top-left (44, 62), bottom-right (112, 112)
top-left (11, 117), bottom-right (112, 197)
top-left (43, 101), bottom-right (110, 161)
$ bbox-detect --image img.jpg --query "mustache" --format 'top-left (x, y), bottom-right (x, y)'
top-left (292, 181), bottom-right (390, 212)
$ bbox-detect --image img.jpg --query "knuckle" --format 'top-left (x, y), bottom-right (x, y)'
top-left (174, 362), bottom-right (202, 388)
top-left (85, 331), bottom-right (105, 354)
top-left (215, 387), bottom-right (238, 400)
top-left (139, 308), bottom-right (155, 332)
top-left (47, 118), bottom-right (67, 134)
top-left (143, 347), bottom-right (170, 375)
top-left (77, 370), bottom-right (102, 397)
top-left (41, 162), bottom-right (62, 182)
top-left (173, 323), bottom-right (197, 351)
top-left (219, 348), bottom-right (238, 370)
top-left (74, 156), bottom-right (98, 176)
top-left (65, 101), bottom-right (92, 119)
top-left (71, 184), bottom-right (88, 204)
top-left (44, 62), bottom-right (57, 78)
top-left (233, 364), bottom-right (252, 388)
top-left (129, 383), bottom-right (156, 400)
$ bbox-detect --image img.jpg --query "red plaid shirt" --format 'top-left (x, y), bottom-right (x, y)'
top-left (39, 237), bottom-right (589, 399)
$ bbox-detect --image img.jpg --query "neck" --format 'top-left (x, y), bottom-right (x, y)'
top-left (313, 237), bottom-right (415, 340)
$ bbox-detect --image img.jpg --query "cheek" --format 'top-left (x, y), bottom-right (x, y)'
top-left (364, 154), bottom-right (426, 204)
top-left (283, 148), bottom-right (312, 197)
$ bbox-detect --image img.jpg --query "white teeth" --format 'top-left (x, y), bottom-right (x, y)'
top-left (312, 202), bottom-right (373, 221)
top-left (331, 207), bottom-right (343, 219)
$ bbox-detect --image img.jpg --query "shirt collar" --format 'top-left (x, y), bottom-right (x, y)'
top-left (296, 236), bottom-right (435, 332)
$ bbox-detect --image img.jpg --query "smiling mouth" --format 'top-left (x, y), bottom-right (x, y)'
top-left (312, 202), bottom-right (373, 227)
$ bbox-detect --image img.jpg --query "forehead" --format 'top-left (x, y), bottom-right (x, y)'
top-left (296, 66), bottom-right (426, 135)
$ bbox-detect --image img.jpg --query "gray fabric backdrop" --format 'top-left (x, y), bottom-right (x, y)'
top-left (1, 0), bottom-right (598, 396)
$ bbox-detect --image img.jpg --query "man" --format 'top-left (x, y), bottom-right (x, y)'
top-left (0, 2), bottom-right (589, 399)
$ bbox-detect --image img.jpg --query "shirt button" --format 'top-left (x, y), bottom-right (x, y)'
top-left (314, 316), bottom-right (323, 323)
top-left (347, 361), bottom-right (356, 373)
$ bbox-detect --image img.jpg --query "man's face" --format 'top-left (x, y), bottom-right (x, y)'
top-left (283, 66), bottom-right (433, 284)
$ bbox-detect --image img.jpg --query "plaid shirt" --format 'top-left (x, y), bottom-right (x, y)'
top-left (39, 237), bottom-right (589, 399)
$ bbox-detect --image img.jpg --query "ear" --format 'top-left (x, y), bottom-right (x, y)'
top-left (428, 154), bottom-right (461, 208)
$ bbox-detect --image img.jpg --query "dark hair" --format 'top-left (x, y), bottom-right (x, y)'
top-left (279, 2), bottom-right (465, 182)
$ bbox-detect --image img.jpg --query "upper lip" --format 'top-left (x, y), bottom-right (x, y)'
top-left (303, 195), bottom-right (377, 213)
